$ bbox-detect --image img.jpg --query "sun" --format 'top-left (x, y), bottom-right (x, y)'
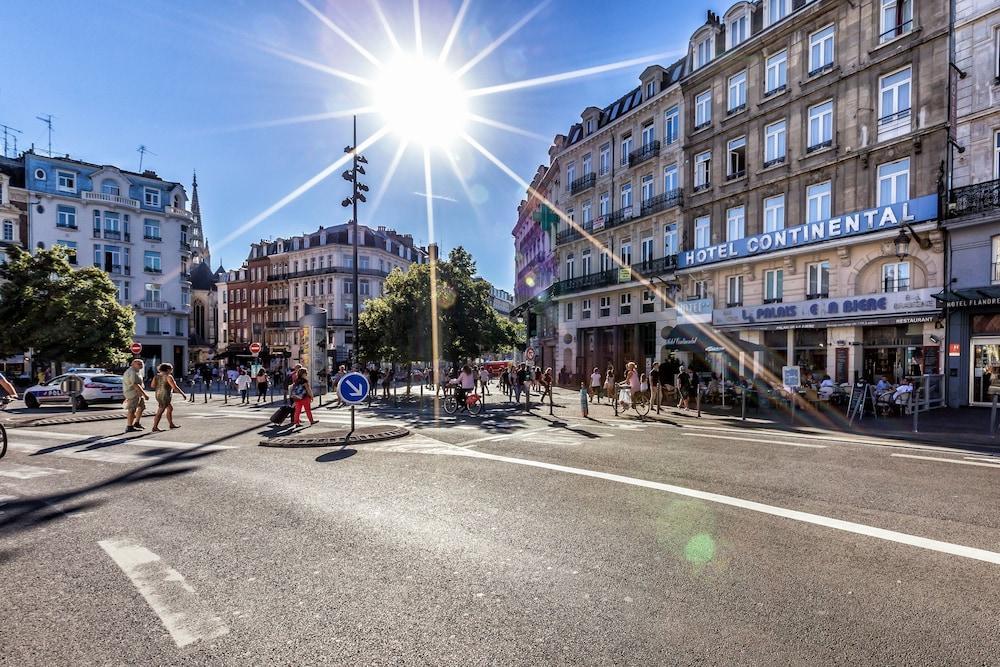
top-left (372, 56), bottom-right (469, 148)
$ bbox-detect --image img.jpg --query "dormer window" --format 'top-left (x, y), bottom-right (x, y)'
top-left (586, 118), bottom-right (595, 134)
top-left (727, 11), bottom-right (748, 48)
top-left (645, 81), bottom-right (655, 99)
top-left (694, 34), bottom-right (714, 69)
top-left (143, 187), bottom-right (161, 207)
top-left (101, 179), bottom-right (120, 196)
top-left (56, 170), bottom-right (76, 193)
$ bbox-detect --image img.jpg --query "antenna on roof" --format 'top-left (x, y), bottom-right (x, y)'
top-left (0, 123), bottom-right (22, 158)
top-left (137, 145), bottom-right (157, 172)
top-left (35, 114), bottom-right (54, 156)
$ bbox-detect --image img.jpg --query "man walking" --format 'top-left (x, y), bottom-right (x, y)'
top-left (478, 365), bottom-right (491, 396)
top-left (235, 369), bottom-right (252, 404)
top-left (123, 358), bottom-right (149, 433)
top-left (649, 363), bottom-right (661, 413)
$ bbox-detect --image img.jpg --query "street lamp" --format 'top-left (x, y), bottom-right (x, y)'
top-left (893, 228), bottom-right (911, 260)
top-left (341, 115), bottom-right (370, 370)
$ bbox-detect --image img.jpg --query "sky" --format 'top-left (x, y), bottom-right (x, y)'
top-left (3, 0), bottom-right (710, 291)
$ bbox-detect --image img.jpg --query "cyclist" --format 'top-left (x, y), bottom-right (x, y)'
top-left (0, 369), bottom-right (17, 401)
top-left (618, 361), bottom-right (640, 411)
top-left (453, 364), bottom-right (476, 408)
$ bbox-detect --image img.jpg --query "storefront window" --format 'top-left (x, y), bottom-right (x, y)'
top-left (862, 325), bottom-right (923, 383)
top-left (794, 328), bottom-right (827, 377)
top-left (971, 314), bottom-right (1000, 405)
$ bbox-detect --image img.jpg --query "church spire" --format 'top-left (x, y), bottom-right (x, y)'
top-left (189, 169), bottom-right (210, 267)
top-left (191, 169), bottom-right (201, 225)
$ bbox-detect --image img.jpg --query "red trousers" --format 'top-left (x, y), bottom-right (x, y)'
top-left (293, 398), bottom-right (314, 424)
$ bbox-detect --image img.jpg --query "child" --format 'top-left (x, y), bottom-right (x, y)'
top-left (579, 382), bottom-right (589, 418)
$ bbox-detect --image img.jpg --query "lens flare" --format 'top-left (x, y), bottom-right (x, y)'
top-left (374, 56), bottom-right (469, 148)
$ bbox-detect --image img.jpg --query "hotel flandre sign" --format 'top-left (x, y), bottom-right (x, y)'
top-left (677, 195), bottom-right (938, 269)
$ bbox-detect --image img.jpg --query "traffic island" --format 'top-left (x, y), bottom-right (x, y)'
top-left (259, 425), bottom-right (409, 448)
top-left (1, 410), bottom-right (156, 429)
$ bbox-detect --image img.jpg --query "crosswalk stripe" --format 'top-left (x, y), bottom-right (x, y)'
top-left (0, 463), bottom-right (69, 479)
top-left (13, 430), bottom-right (235, 451)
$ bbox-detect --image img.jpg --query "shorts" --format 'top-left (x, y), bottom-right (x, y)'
top-left (126, 395), bottom-right (143, 413)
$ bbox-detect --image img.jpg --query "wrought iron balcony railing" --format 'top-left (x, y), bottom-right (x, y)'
top-left (639, 189), bottom-right (683, 217)
top-left (569, 173), bottom-right (596, 195)
top-left (628, 141), bottom-right (660, 168)
top-left (631, 254), bottom-right (677, 277)
top-left (949, 179), bottom-right (1000, 219)
top-left (551, 270), bottom-right (620, 297)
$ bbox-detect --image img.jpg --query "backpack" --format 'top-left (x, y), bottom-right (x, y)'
top-left (290, 382), bottom-right (306, 400)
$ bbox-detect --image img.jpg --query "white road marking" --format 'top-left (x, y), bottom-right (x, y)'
top-left (891, 453), bottom-right (1000, 469)
top-left (13, 429), bottom-right (235, 450)
top-left (98, 538), bottom-right (230, 648)
top-left (0, 463), bottom-right (69, 479)
top-left (685, 431), bottom-right (826, 449)
top-left (964, 456), bottom-right (1000, 464)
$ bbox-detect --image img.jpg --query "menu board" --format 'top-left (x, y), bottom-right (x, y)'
top-left (835, 347), bottom-right (849, 384)
top-left (922, 345), bottom-right (940, 375)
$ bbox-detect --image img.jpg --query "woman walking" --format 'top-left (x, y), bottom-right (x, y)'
top-left (603, 368), bottom-right (615, 406)
top-left (150, 363), bottom-right (186, 432)
top-left (290, 368), bottom-right (317, 427)
top-left (255, 368), bottom-right (269, 403)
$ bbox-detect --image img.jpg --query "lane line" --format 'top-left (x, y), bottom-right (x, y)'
top-left (891, 453), bottom-right (1000, 469)
top-left (13, 430), bottom-right (236, 450)
top-left (964, 456), bottom-right (1000, 464)
top-left (98, 538), bottom-right (230, 648)
top-left (686, 432), bottom-right (826, 449)
top-left (0, 463), bottom-right (69, 479)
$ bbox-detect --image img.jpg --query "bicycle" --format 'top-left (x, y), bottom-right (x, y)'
top-left (443, 388), bottom-right (483, 416)
top-left (615, 386), bottom-right (650, 418)
top-left (0, 396), bottom-right (12, 460)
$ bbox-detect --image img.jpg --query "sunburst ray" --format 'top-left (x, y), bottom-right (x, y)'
top-left (466, 113), bottom-right (550, 141)
top-left (366, 139), bottom-right (410, 222)
top-left (455, 1), bottom-right (549, 77)
top-left (296, 0), bottom-right (382, 68)
top-left (438, 0), bottom-right (472, 64)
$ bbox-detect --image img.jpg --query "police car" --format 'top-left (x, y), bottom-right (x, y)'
top-left (23, 372), bottom-right (125, 410)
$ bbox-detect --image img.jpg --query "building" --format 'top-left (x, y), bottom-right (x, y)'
top-left (489, 284), bottom-right (514, 315)
top-left (938, 0), bottom-right (1000, 406)
top-left (188, 261), bottom-right (225, 367)
top-left (24, 151), bottom-right (196, 373)
top-left (545, 0), bottom-right (951, 386)
top-left (551, 57), bottom-right (688, 376)
top-left (221, 223), bottom-right (427, 367)
top-left (0, 156), bottom-right (30, 377)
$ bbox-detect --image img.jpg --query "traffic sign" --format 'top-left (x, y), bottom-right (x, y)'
top-left (337, 371), bottom-right (370, 405)
top-left (130, 342), bottom-right (142, 355)
top-left (249, 342), bottom-right (262, 355)
top-left (525, 348), bottom-right (535, 361)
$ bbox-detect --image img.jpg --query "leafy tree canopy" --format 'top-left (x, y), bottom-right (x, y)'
top-left (0, 245), bottom-right (134, 366)
top-left (358, 246), bottom-right (522, 366)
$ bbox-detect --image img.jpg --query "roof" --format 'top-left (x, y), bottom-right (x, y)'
top-left (189, 262), bottom-right (218, 291)
top-left (23, 150), bottom-right (182, 188)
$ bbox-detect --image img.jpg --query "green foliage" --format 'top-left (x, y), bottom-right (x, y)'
top-left (0, 245), bottom-right (134, 366)
top-left (358, 246), bottom-right (521, 365)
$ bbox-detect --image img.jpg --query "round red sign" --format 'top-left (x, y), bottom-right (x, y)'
top-left (249, 342), bottom-right (262, 355)
top-left (130, 342), bottom-right (142, 355)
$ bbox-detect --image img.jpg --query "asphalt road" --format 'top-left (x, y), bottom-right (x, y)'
top-left (2, 391), bottom-right (999, 665)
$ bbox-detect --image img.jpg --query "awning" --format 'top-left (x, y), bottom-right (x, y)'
top-left (662, 324), bottom-right (726, 354)
top-left (933, 286), bottom-right (1000, 309)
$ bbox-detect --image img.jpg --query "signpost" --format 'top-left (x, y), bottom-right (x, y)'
top-left (337, 371), bottom-right (370, 435)
top-left (60, 374), bottom-right (84, 414)
top-left (130, 342), bottom-right (142, 356)
top-left (782, 365), bottom-right (800, 424)
top-left (249, 342), bottom-right (262, 356)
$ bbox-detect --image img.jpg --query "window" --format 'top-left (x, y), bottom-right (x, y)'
top-left (56, 240), bottom-right (77, 264)
top-left (566, 254), bottom-right (575, 280)
top-left (175, 317), bottom-right (185, 336)
top-left (807, 261), bottom-right (830, 298)
top-left (727, 136), bottom-right (746, 178)
top-left (620, 182), bottom-right (632, 210)
top-left (599, 296), bottom-right (611, 317)
top-left (664, 223), bottom-right (678, 257)
top-left (144, 218), bottom-right (161, 240)
top-left (641, 123), bottom-right (655, 147)
top-left (694, 90), bottom-right (712, 129)
top-left (566, 301), bottom-right (574, 320)
top-left (566, 162), bottom-right (576, 190)
top-left (764, 195), bottom-right (785, 232)
top-left (728, 12), bottom-right (748, 49)
top-left (600, 143), bottom-right (611, 175)
top-left (101, 179), bottom-right (120, 196)
top-left (880, 0), bottom-right (913, 43)
top-left (642, 290), bottom-right (656, 313)
top-left (143, 250), bottom-right (161, 272)
top-left (586, 119), bottom-right (595, 134)
top-left (764, 269), bottom-right (784, 303)
top-left (360, 279), bottom-right (371, 297)
top-left (882, 262), bottom-right (910, 292)
top-left (663, 165), bottom-right (678, 193)
top-left (728, 71), bottom-right (747, 113)
top-left (877, 158), bottom-right (909, 206)
top-left (56, 205), bottom-right (76, 228)
top-left (640, 237), bottom-right (653, 263)
top-left (806, 181), bottom-right (832, 223)
top-left (694, 151), bottom-right (711, 190)
top-left (766, 0), bottom-right (789, 26)
top-left (807, 100), bottom-right (834, 150)
top-left (764, 120), bottom-right (786, 166)
top-left (56, 170), bottom-right (76, 192)
top-left (599, 192), bottom-right (609, 216)
top-left (582, 249), bottom-right (592, 274)
top-left (2, 220), bottom-right (12, 242)
top-left (694, 34), bottom-right (713, 69)
top-left (664, 107), bottom-right (679, 145)
top-left (878, 67), bottom-right (911, 140)
top-left (114, 280), bottom-right (130, 303)
top-left (641, 175), bottom-right (654, 203)
top-left (619, 241), bottom-right (632, 266)
top-left (809, 25), bottom-right (835, 75)
top-left (582, 299), bottom-right (592, 319)
top-left (582, 201), bottom-right (592, 224)
top-left (694, 216), bottom-right (711, 249)
top-left (693, 280), bottom-right (708, 300)
top-left (765, 50), bottom-right (788, 95)
top-left (620, 135), bottom-right (633, 166)
top-left (344, 279), bottom-right (354, 295)
top-left (145, 283), bottom-right (161, 302)
top-left (619, 293), bottom-right (632, 315)
top-left (727, 275), bottom-right (743, 307)
top-left (143, 187), bottom-right (161, 207)
top-left (146, 317), bottom-right (161, 335)
top-left (582, 153), bottom-right (592, 176)
top-left (726, 206), bottom-right (745, 242)
top-left (645, 81), bottom-right (655, 99)
top-left (995, 130), bottom-right (1000, 179)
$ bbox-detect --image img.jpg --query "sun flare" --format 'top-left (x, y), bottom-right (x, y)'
top-left (373, 56), bottom-right (469, 148)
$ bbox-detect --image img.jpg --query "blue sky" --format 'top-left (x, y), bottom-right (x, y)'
top-left (4, 0), bottom-right (709, 289)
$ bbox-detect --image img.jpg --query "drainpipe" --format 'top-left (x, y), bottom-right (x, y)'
top-left (942, 0), bottom-right (956, 406)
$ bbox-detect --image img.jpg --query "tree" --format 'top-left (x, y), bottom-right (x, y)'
top-left (358, 246), bottom-right (522, 369)
top-left (0, 245), bottom-right (135, 367)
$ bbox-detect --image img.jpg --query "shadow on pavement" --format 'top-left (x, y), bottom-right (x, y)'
top-left (315, 448), bottom-right (357, 463)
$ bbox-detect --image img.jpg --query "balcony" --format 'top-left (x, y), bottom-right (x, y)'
top-left (556, 225), bottom-right (584, 244)
top-left (883, 279), bottom-right (910, 293)
top-left (605, 206), bottom-right (633, 227)
top-left (807, 62), bottom-right (835, 78)
top-left (551, 269), bottom-right (620, 297)
top-left (136, 300), bottom-right (174, 312)
top-left (693, 121), bottom-right (711, 132)
top-left (727, 103), bottom-right (746, 116)
top-left (763, 297), bottom-right (783, 304)
top-left (267, 320), bottom-right (299, 329)
top-left (949, 179), bottom-right (1000, 219)
top-left (763, 84), bottom-right (787, 99)
top-left (144, 265), bottom-right (162, 274)
top-left (631, 254), bottom-right (677, 277)
top-left (144, 233), bottom-right (162, 241)
top-left (180, 241), bottom-right (191, 251)
top-left (726, 301), bottom-right (743, 308)
top-left (806, 292), bottom-right (829, 300)
top-left (878, 19), bottom-right (912, 44)
top-left (166, 205), bottom-right (195, 222)
top-left (727, 169), bottom-right (746, 181)
top-left (569, 173), bottom-right (596, 195)
top-left (763, 156), bottom-right (786, 169)
top-left (877, 108), bottom-right (911, 140)
top-left (692, 182), bottom-right (711, 193)
top-left (266, 265), bottom-right (389, 281)
top-left (267, 297), bottom-right (290, 306)
top-left (639, 189), bottom-right (682, 217)
top-left (628, 141), bottom-right (660, 168)
top-left (100, 263), bottom-right (131, 276)
top-left (180, 271), bottom-right (191, 281)
top-left (83, 191), bottom-right (140, 209)
top-left (806, 140), bottom-right (833, 153)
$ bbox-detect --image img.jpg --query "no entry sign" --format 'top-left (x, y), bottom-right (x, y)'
top-left (130, 342), bottom-right (142, 355)
top-left (249, 342), bottom-right (262, 355)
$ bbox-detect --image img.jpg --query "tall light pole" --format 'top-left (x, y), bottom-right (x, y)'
top-left (342, 115), bottom-right (369, 370)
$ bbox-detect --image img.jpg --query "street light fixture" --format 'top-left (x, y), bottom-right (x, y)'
top-left (341, 114), bottom-right (370, 369)
top-left (893, 228), bottom-right (911, 260)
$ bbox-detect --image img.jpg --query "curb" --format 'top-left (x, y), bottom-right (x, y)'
top-left (259, 425), bottom-right (410, 448)
top-left (2, 410), bottom-right (156, 429)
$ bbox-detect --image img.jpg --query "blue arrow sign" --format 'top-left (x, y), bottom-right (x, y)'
top-left (337, 371), bottom-right (370, 405)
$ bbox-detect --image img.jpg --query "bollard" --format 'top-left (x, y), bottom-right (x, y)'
top-left (790, 393), bottom-right (795, 425)
top-left (696, 389), bottom-right (701, 418)
top-left (991, 393), bottom-right (999, 437)
top-left (224, 381), bottom-right (228, 404)
top-left (741, 389), bottom-right (747, 421)
top-left (912, 388), bottom-right (919, 433)
top-left (548, 384), bottom-right (554, 416)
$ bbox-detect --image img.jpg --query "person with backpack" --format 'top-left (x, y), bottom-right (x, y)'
top-left (255, 368), bottom-right (269, 403)
top-left (149, 363), bottom-right (186, 432)
top-left (290, 368), bottom-right (317, 427)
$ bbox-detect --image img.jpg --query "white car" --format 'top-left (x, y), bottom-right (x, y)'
top-left (23, 372), bottom-right (125, 410)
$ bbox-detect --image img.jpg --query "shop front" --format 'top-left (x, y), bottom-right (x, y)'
top-left (938, 287), bottom-right (1000, 406)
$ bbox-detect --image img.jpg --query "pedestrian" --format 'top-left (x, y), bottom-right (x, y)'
top-left (499, 366), bottom-right (509, 396)
top-left (255, 368), bottom-right (269, 403)
top-left (589, 367), bottom-right (602, 403)
top-left (603, 368), bottom-right (615, 405)
top-left (122, 358), bottom-right (149, 433)
top-left (369, 365), bottom-right (381, 398)
top-left (478, 365), bottom-right (491, 396)
top-left (235, 369), bottom-right (252, 404)
top-left (290, 368), bottom-right (317, 427)
top-left (514, 363), bottom-right (528, 405)
top-left (382, 366), bottom-right (393, 399)
top-left (150, 363), bottom-right (186, 431)
top-left (541, 367), bottom-right (553, 402)
top-left (649, 363), bottom-right (661, 412)
top-left (579, 381), bottom-right (589, 418)
top-left (686, 368), bottom-right (700, 410)
top-left (533, 366), bottom-right (542, 392)
top-left (677, 365), bottom-right (690, 409)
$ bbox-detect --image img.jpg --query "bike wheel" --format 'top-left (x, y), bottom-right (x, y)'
top-left (633, 394), bottom-right (650, 417)
top-left (467, 398), bottom-right (483, 416)
top-left (0, 424), bottom-right (6, 459)
top-left (443, 396), bottom-right (458, 414)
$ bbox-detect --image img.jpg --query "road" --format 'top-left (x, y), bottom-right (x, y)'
top-left (2, 391), bottom-right (999, 665)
